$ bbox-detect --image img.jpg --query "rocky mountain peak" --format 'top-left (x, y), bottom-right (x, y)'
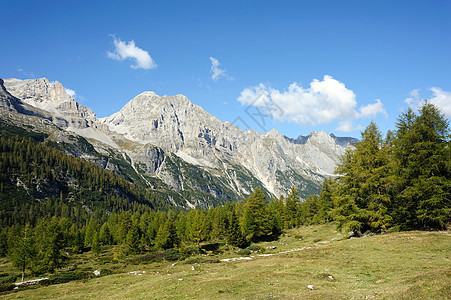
top-left (1, 77), bottom-right (358, 202)
top-left (0, 78), bottom-right (22, 113)
top-left (3, 78), bottom-right (96, 129)
top-left (307, 130), bottom-right (336, 145)
top-left (264, 128), bottom-right (283, 138)
top-left (4, 78), bottom-right (72, 104)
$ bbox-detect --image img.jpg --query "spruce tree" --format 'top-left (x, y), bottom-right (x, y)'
top-left (316, 178), bottom-right (336, 223)
top-left (99, 223), bottom-right (113, 246)
top-left (8, 224), bottom-right (34, 281)
top-left (126, 225), bottom-right (141, 254)
top-left (267, 197), bottom-right (283, 237)
top-left (227, 209), bottom-right (248, 248)
top-left (154, 219), bottom-right (177, 250)
top-left (283, 187), bottom-right (300, 229)
top-left (394, 102), bottom-right (450, 229)
top-left (91, 232), bottom-right (101, 256)
top-left (242, 188), bottom-right (271, 241)
top-left (332, 122), bottom-right (392, 235)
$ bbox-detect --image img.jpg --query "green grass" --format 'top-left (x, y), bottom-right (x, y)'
top-left (1, 224), bottom-right (449, 299)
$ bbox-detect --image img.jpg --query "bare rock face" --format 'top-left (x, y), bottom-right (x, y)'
top-left (0, 78), bottom-right (22, 113)
top-left (0, 77), bottom-right (356, 202)
top-left (4, 78), bottom-right (96, 128)
top-left (99, 91), bottom-right (353, 197)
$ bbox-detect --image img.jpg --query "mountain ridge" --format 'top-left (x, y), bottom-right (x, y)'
top-left (1, 77), bottom-right (357, 208)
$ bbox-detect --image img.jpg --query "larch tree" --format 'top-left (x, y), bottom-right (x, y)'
top-left (393, 102), bottom-right (450, 229)
top-left (242, 188), bottom-right (271, 241)
top-left (332, 122), bottom-right (392, 235)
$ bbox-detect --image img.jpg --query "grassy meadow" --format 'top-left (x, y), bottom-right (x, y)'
top-left (1, 224), bottom-right (449, 299)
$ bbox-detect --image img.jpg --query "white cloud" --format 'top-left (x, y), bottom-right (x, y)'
top-left (65, 88), bottom-right (76, 98)
top-left (404, 89), bottom-right (420, 108)
top-left (237, 75), bottom-right (387, 131)
top-left (209, 57), bottom-right (232, 81)
top-left (405, 87), bottom-right (451, 118)
top-left (359, 99), bottom-right (388, 118)
top-left (336, 120), bottom-right (363, 132)
top-left (430, 88), bottom-right (451, 118)
top-left (107, 36), bottom-right (157, 70)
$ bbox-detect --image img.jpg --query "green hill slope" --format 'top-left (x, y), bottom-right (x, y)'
top-left (0, 130), bottom-right (175, 227)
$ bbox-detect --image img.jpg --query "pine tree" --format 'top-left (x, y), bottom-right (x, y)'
top-left (0, 229), bottom-right (8, 257)
top-left (283, 187), bottom-right (300, 229)
top-left (302, 194), bottom-right (319, 224)
top-left (154, 219), bottom-right (177, 250)
top-left (8, 224), bottom-right (34, 281)
top-left (91, 232), bottom-right (101, 256)
top-left (393, 102), bottom-right (450, 229)
top-left (316, 178), bottom-right (336, 223)
top-left (126, 225), bottom-right (141, 254)
top-left (99, 223), bottom-right (113, 246)
top-left (267, 197), bottom-right (283, 237)
top-left (33, 218), bottom-right (67, 273)
top-left (84, 217), bottom-right (97, 247)
top-left (242, 188), bottom-right (271, 241)
top-left (227, 209), bottom-right (248, 248)
top-left (332, 122), bottom-right (392, 235)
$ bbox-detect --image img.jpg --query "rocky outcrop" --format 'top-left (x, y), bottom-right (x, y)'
top-left (0, 77), bottom-right (356, 204)
top-left (0, 78), bottom-right (24, 113)
top-left (99, 91), bottom-right (352, 197)
top-left (4, 78), bottom-right (96, 128)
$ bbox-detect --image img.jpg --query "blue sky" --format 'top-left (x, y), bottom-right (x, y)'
top-left (2, 0), bottom-right (450, 139)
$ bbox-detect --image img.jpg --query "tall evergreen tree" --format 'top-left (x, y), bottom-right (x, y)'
top-left (126, 225), bottom-right (141, 254)
top-left (33, 218), bottom-right (67, 273)
top-left (283, 187), bottom-right (300, 229)
top-left (242, 188), bottom-right (271, 241)
top-left (91, 232), bottom-right (101, 256)
top-left (267, 197), bottom-right (284, 237)
top-left (394, 102), bottom-right (450, 229)
top-left (8, 224), bottom-right (34, 281)
top-left (154, 219), bottom-right (178, 250)
top-left (316, 178), bottom-right (336, 223)
top-left (332, 122), bottom-right (392, 235)
top-left (99, 222), bottom-right (113, 246)
top-left (227, 208), bottom-right (248, 248)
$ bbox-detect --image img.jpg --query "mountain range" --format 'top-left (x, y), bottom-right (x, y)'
top-left (0, 77), bottom-right (358, 209)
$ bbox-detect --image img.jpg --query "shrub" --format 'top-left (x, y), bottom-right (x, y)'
top-left (180, 246), bottom-right (200, 259)
top-left (0, 276), bottom-right (17, 285)
top-left (237, 249), bottom-right (251, 256)
top-left (139, 251), bottom-right (165, 263)
top-left (99, 269), bottom-right (114, 276)
top-left (43, 271), bottom-right (90, 285)
top-left (246, 245), bottom-right (261, 252)
top-left (0, 283), bottom-right (14, 293)
top-left (183, 257), bottom-right (220, 264)
top-left (164, 249), bottom-right (180, 261)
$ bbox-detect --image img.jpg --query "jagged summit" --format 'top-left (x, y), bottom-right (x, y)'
top-left (4, 78), bottom-right (96, 129)
top-left (0, 77), bottom-right (357, 204)
top-left (330, 133), bottom-right (359, 147)
top-left (0, 78), bottom-right (22, 112)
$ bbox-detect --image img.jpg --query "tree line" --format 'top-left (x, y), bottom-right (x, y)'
top-left (1, 186), bottom-right (322, 279)
top-left (0, 133), bottom-right (179, 228)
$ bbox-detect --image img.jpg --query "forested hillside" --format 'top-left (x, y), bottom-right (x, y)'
top-left (0, 129), bottom-right (175, 228)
